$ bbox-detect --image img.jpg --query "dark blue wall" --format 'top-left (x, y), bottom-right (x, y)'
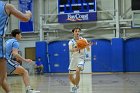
top-left (35, 38), bottom-right (140, 73)
top-left (48, 40), bottom-right (69, 73)
top-left (36, 41), bottom-right (49, 73)
top-left (124, 38), bottom-right (140, 72)
top-left (91, 39), bottom-right (112, 72)
top-left (111, 38), bottom-right (124, 72)
top-left (91, 38), bottom-right (140, 72)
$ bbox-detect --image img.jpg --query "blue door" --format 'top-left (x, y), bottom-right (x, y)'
top-left (48, 40), bottom-right (69, 73)
top-left (36, 41), bottom-right (48, 73)
top-left (91, 39), bottom-right (111, 72)
top-left (124, 38), bottom-right (140, 72)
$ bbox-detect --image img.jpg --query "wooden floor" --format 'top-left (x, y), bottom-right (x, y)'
top-left (0, 73), bottom-right (140, 93)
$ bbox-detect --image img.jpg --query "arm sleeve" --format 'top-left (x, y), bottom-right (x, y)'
top-left (68, 40), bottom-right (73, 46)
top-left (68, 41), bottom-right (73, 50)
top-left (12, 42), bottom-right (19, 50)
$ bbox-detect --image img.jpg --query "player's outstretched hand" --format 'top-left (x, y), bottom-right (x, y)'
top-left (87, 41), bottom-right (97, 46)
top-left (88, 41), bottom-right (93, 46)
top-left (25, 59), bottom-right (33, 63)
top-left (25, 10), bottom-right (32, 19)
top-left (25, 10), bottom-right (32, 15)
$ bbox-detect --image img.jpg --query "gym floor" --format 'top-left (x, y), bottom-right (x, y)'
top-left (0, 73), bottom-right (140, 93)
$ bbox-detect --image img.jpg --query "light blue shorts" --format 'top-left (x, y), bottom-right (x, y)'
top-left (7, 59), bottom-right (20, 75)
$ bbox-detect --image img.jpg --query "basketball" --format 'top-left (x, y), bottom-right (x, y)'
top-left (76, 39), bottom-right (88, 49)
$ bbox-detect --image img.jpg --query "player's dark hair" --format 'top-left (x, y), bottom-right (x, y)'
top-left (72, 27), bottom-right (81, 33)
top-left (11, 29), bottom-right (21, 37)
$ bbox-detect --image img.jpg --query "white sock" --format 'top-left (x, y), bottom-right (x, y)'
top-left (26, 86), bottom-right (31, 90)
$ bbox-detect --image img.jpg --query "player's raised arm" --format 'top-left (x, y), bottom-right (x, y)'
top-left (5, 4), bottom-right (32, 22)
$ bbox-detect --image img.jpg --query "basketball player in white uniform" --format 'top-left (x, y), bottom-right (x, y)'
top-left (68, 27), bottom-right (91, 92)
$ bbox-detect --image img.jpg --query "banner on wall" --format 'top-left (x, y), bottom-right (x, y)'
top-left (58, 0), bottom-right (97, 23)
top-left (19, 0), bottom-right (34, 32)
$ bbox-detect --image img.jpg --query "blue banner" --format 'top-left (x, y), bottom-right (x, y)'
top-left (19, 0), bottom-right (34, 32)
top-left (58, 0), bottom-right (97, 23)
top-left (58, 12), bottom-right (97, 23)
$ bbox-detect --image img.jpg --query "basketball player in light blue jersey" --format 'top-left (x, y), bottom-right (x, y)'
top-left (0, 1), bottom-right (32, 93)
top-left (68, 27), bottom-right (91, 93)
top-left (5, 29), bottom-right (40, 93)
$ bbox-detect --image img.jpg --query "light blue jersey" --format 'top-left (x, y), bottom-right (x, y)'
top-left (6, 38), bottom-right (20, 74)
top-left (5, 38), bottom-right (19, 60)
top-left (0, 1), bottom-right (9, 58)
top-left (0, 1), bottom-right (9, 36)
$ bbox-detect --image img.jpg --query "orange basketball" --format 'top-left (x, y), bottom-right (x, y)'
top-left (76, 39), bottom-right (88, 49)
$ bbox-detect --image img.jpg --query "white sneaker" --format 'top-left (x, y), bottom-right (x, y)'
top-left (26, 89), bottom-right (40, 93)
top-left (72, 85), bottom-right (79, 93)
top-left (72, 86), bottom-right (77, 93)
top-left (75, 85), bottom-right (79, 89)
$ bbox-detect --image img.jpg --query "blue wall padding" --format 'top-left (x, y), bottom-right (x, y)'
top-left (111, 38), bottom-right (124, 72)
top-left (35, 38), bottom-right (140, 73)
top-left (48, 40), bottom-right (69, 73)
top-left (36, 41), bottom-right (49, 73)
top-left (91, 39), bottom-right (112, 72)
top-left (124, 38), bottom-right (140, 72)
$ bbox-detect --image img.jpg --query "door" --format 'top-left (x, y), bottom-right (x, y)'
top-left (48, 40), bottom-right (69, 73)
top-left (91, 39), bottom-right (111, 72)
